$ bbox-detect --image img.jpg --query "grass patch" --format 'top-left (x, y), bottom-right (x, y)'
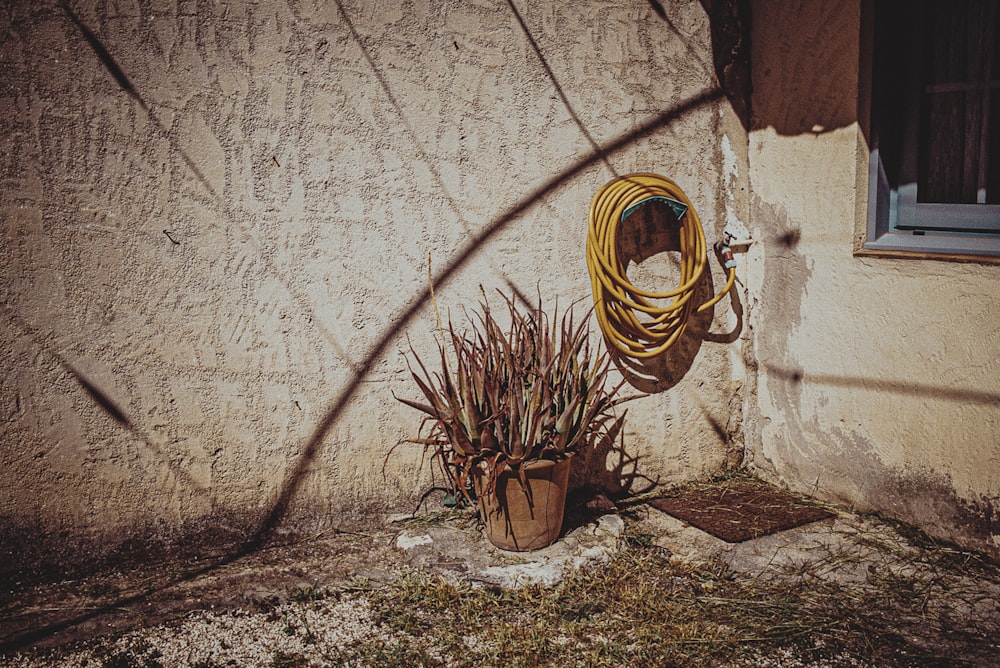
top-left (368, 550), bottom-right (792, 665)
top-left (361, 533), bottom-right (997, 667)
top-left (286, 582), bottom-right (334, 604)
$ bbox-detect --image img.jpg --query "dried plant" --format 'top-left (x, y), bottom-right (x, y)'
top-left (396, 289), bottom-right (628, 506)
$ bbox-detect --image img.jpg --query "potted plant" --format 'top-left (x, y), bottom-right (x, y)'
top-left (395, 289), bottom-right (627, 551)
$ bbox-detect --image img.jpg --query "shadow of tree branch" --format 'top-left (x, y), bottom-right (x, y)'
top-left (0, 305), bottom-right (210, 495)
top-left (766, 364), bottom-right (1000, 406)
top-left (61, 0), bottom-right (219, 202)
top-left (505, 0), bottom-right (612, 172)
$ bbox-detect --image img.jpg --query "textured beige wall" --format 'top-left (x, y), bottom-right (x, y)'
top-left (1, 0), bottom-right (750, 573)
top-left (745, 0), bottom-right (1000, 558)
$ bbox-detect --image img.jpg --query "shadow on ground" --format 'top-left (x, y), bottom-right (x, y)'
top-left (3, 475), bottom-right (999, 666)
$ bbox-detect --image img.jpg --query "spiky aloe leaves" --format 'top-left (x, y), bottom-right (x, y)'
top-left (397, 289), bottom-right (629, 507)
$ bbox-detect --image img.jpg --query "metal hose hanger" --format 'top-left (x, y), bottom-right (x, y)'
top-left (586, 172), bottom-right (736, 359)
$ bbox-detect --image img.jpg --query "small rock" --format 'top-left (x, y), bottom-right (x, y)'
top-left (243, 588), bottom-right (282, 610)
top-left (478, 561), bottom-right (567, 588)
top-left (596, 514), bottom-right (625, 538)
top-left (395, 532), bottom-right (433, 550)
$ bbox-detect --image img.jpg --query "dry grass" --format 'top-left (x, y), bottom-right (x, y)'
top-left (354, 522), bottom-right (996, 667)
top-left (7, 508), bottom-right (999, 667)
top-left (362, 550), bottom-right (841, 666)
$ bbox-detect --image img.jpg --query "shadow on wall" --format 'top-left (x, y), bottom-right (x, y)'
top-left (60, 1), bottom-right (220, 201)
top-left (28, 0), bottom-right (737, 529)
top-left (766, 364), bottom-right (1000, 550)
top-left (2, 307), bottom-right (211, 497)
top-left (767, 364), bottom-right (1000, 407)
top-left (41, 0), bottom-right (738, 540)
top-left (0, 0), bottom-right (761, 649)
top-left (749, 0), bottom-right (859, 137)
top-left (695, 0), bottom-right (752, 130)
top-left (741, 0), bottom-right (869, 293)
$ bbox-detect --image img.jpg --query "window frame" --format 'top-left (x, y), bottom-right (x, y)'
top-left (861, 0), bottom-right (1000, 260)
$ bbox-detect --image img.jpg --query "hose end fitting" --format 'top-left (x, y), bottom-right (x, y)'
top-left (715, 241), bottom-right (737, 270)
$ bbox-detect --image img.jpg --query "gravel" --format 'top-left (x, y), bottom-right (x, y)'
top-left (10, 595), bottom-right (403, 668)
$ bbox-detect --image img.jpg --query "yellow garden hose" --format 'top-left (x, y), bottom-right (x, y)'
top-left (586, 173), bottom-right (736, 359)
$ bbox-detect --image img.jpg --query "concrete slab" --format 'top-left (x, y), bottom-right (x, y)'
top-left (393, 511), bottom-right (624, 588)
top-left (390, 499), bottom-right (949, 593)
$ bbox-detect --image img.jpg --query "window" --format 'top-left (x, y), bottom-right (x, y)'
top-left (865, 0), bottom-right (1000, 258)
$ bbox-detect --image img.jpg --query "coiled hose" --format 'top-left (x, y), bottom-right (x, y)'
top-left (586, 173), bottom-right (736, 359)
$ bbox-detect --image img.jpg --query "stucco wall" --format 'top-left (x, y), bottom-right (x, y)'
top-left (1, 0), bottom-right (751, 576)
top-left (745, 0), bottom-right (1000, 558)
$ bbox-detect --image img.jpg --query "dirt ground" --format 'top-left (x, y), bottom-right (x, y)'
top-left (2, 479), bottom-right (999, 667)
top-left (0, 523), bottom-right (405, 653)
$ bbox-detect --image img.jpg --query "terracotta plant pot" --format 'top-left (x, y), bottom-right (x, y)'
top-left (474, 456), bottom-right (572, 552)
